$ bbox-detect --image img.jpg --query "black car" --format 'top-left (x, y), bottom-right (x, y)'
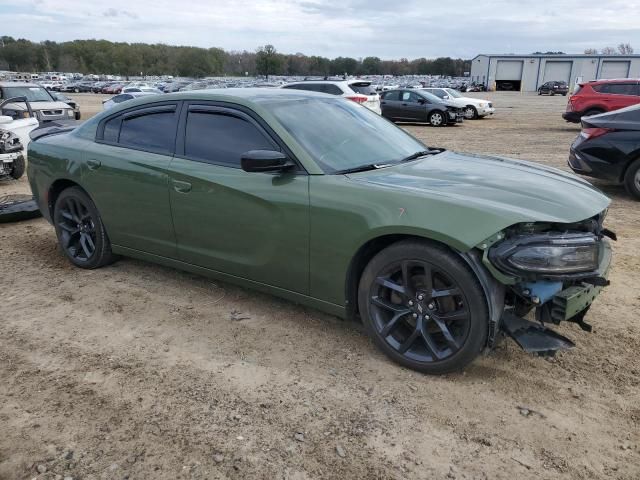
top-left (381, 89), bottom-right (463, 126)
top-left (568, 103), bottom-right (640, 199)
top-left (60, 82), bottom-right (93, 93)
top-left (538, 81), bottom-right (568, 96)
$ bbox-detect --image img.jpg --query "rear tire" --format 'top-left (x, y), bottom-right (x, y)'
top-left (357, 240), bottom-right (489, 374)
top-left (429, 110), bottom-right (447, 127)
top-left (53, 187), bottom-right (116, 269)
top-left (9, 155), bottom-right (25, 180)
top-left (623, 159), bottom-right (640, 200)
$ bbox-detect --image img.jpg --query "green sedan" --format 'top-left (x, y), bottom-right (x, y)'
top-left (27, 89), bottom-right (613, 374)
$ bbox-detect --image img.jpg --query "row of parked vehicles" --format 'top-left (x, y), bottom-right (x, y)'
top-left (102, 79), bottom-right (495, 127)
top-left (561, 77), bottom-right (640, 200)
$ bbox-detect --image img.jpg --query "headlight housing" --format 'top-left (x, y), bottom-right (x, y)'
top-left (489, 233), bottom-right (599, 276)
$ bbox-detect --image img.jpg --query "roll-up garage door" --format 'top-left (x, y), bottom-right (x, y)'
top-left (600, 61), bottom-right (630, 79)
top-left (543, 61), bottom-right (572, 83)
top-left (495, 60), bottom-right (524, 80)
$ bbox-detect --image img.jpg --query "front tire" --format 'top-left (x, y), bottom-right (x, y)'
top-left (463, 105), bottom-right (478, 119)
top-left (53, 187), bottom-right (116, 269)
top-left (9, 155), bottom-right (25, 180)
top-left (429, 110), bottom-right (446, 127)
top-left (624, 159), bottom-right (640, 200)
top-left (358, 240), bottom-right (489, 374)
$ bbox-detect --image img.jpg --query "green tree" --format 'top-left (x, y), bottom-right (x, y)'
top-left (255, 44), bottom-right (283, 78)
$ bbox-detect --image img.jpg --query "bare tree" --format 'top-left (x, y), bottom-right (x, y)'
top-left (583, 48), bottom-right (598, 54)
top-left (618, 43), bottom-right (634, 55)
top-left (601, 46), bottom-right (617, 55)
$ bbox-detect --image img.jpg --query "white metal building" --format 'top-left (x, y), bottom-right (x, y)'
top-left (470, 54), bottom-right (640, 92)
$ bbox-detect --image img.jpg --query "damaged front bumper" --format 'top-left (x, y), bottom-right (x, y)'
top-left (466, 228), bottom-right (613, 356)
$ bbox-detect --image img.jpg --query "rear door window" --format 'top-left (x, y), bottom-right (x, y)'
top-left (322, 84), bottom-right (344, 95)
top-left (382, 91), bottom-right (400, 101)
top-left (184, 109), bottom-right (276, 168)
top-left (595, 83), bottom-right (638, 95)
top-left (100, 104), bottom-right (178, 154)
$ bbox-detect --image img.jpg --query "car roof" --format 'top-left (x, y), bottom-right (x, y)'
top-left (588, 78), bottom-right (640, 84)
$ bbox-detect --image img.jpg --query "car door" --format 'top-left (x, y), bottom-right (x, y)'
top-left (82, 102), bottom-right (180, 258)
top-left (380, 90), bottom-right (402, 118)
top-left (400, 91), bottom-right (427, 121)
top-left (167, 103), bottom-right (310, 294)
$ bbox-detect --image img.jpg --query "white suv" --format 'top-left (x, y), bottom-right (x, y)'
top-left (422, 87), bottom-right (494, 119)
top-left (282, 80), bottom-right (382, 114)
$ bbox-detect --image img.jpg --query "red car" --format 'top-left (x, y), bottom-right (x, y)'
top-left (563, 79), bottom-right (640, 123)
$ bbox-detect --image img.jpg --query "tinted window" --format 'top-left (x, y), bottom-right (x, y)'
top-left (383, 91), bottom-right (400, 101)
top-left (185, 111), bottom-right (274, 167)
top-left (103, 117), bottom-right (120, 142)
top-left (118, 109), bottom-right (177, 154)
top-left (112, 94), bottom-right (132, 104)
top-left (349, 83), bottom-right (375, 95)
top-left (322, 84), bottom-right (343, 95)
top-left (608, 83), bottom-right (638, 95)
top-left (428, 89), bottom-right (446, 99)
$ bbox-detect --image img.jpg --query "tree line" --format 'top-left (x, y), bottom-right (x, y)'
top-left (0, 37), bottom-right (470, 78)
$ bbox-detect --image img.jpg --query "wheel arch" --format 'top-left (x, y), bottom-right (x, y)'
top-left (344, 233), bottom-right (505, 348)
top-left (47, 178), bottom-right (87, 219)
top-left (344, 233), bottom-right (466, 321)
top-left (619, 154), bottom-right (640, 183)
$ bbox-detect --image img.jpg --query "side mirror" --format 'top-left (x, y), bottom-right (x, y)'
top-left (241, 150), bottom-right (293, 173)
top-left (443, 95), bottom-right (450, 99)
top-left (417, 98), bottom-right (426, 104)
top-left (0, 115), bottom-right (13, 124)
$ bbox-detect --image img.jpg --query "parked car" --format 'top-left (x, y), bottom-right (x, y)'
top-left (381, 89), bottom-right (464, 126)
top-left (422, 87), bottom-right (494, 119)
top-left (121, 87), bottom-right (163, 94)
top-left (102, 91), bottom-right (160, 110)
top-left (563, 79), bottom-right (640, 123)
top-left (0, 82), bottom-right (76, 123)
top-left (102, 83), bottom-right (125, 94)
top-left (50, 92), bottom-right (82, 120)
top-left (538, 81), bottom-right (568, 96)
top-left (282, 80), bottom-right (381, 114)
top-left (568, 103), bottom-right (640, 199)
top-left (92, 82), bottom-right (109, 93)
top-left (27, 88), bottom-right (613, 374)
top-left (60, 82), bottom-right (93, 93)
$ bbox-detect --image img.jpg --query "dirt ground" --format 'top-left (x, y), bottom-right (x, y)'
top-left (1, 92), bottom-right (638, 480)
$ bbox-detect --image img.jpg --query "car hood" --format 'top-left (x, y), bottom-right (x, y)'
top-left (347, 150), bottom-right (609, 225)
top-left (7, 101), bottom-right (72, 111)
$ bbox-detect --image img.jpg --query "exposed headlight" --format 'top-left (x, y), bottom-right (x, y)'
top-left (489, 233), bottom-right (599, 275)
top-left (478, 102), bottom-right (487, 107)
top-left (67, 110), bottom-right (74, 117)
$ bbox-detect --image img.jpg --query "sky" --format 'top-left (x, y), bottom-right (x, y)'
top-left (1, 0), bottom-right (640, 59)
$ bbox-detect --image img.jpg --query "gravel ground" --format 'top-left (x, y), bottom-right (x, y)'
top-left (0, 92), bottom-right (638, 480)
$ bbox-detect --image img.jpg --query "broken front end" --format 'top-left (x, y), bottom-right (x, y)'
top-left (478, 212), bottom-right (614, 355)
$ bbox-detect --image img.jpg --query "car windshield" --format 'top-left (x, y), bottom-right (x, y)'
top-left (1, 86), bottom-right (53, 102)
top-left (444, 88), bottom-right (462, 98)
top-left (264, 97), bottom-right (428, 173)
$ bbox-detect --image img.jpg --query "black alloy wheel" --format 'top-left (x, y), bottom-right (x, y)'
top-left (358, 241), bottom-right (488, 374)
top-left (53, 187), bottom-right (115, 269)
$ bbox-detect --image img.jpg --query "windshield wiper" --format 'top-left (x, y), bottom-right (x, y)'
top-left (334, 163), bottom-right (394, 175)
top-left (399, 149), bottom-right (445, 163)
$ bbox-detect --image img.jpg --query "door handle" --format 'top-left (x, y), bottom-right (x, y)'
top-left (402, 103), bottom-right (408, 106)
top-left (171, 179), bottom-right (192, 193)
top-left (381, 101), bottom-right (386, 104)
top-left (86, 159), bottom-right (101, 170)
